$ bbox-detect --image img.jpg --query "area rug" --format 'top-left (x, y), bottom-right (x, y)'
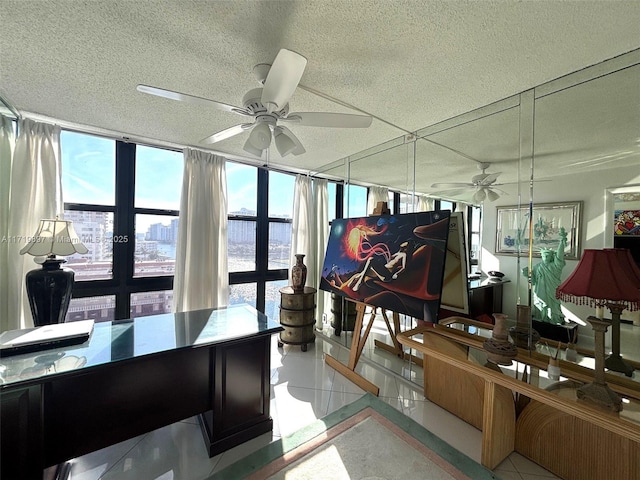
top-left (210, 393), bottom-right (497, 480)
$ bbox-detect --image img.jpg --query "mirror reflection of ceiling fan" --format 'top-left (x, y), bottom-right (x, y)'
top-left (137, 49), bottom-right (373, 158)
top-left (431, 162), bottom-right (507, 203)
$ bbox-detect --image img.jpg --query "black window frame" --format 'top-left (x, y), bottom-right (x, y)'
top-left (63, 129), bottom-right (483, 319)
top-left (228, 167), bottom-right (293, 313)
top-left (66, 139), bottom-right (179, 320)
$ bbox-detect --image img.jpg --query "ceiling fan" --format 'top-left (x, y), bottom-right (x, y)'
top-left (137, 49), bottom-right (373, 157)
top-left (431, 162), bottom-right (507, 203)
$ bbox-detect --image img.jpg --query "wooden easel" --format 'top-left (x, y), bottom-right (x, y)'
top-left (373, 309), bottom-right (424, 367)
top-left (324, 299), bottom-right (424, 395)
top-left (324, 300), bottom-right (381, 396)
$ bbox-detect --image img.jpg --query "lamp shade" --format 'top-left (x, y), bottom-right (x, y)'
top-left (486, 189), bottom-right (500, 202)
top-left (248, 122), bottom-right (272, 150)
top-left (606, 248), bottom-right (640, 285)
top-left (274, 128), bottom-right (296, 157)
top-left (556, 249), bottom-right (640, 311)
top-left (472, 188), bottom-right (486, 203)
top-left (20, 219), bottom-right (88, 257)
top-left (243, 137), bottom-right (264, 157)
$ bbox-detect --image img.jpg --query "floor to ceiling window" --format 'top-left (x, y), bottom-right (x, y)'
top-left (62, 130), bottom-right (182, 321)
top-left (62, 130), bottom-right (303, 321)
top-left (60, 128), bottom-right (483, 322)
top-left (226, 165), bottom-right (296, 318)
top-left (345, 184), bottom-right (367, 217)
top-left (469, 205), bottom-right (482, 268)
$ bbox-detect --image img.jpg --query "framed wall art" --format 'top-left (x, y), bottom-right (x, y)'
top-left (614, 209), bottom-right (640, 236)
top-left (495, 201), bottom-right (582, 260)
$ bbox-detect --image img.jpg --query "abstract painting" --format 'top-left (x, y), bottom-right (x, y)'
top-left (320, 211), bottom-right (451, 322)
top-left (614, 209), bottom-right (640, 236)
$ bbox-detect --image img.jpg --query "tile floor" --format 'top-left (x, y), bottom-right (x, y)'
top-left (65, 323), bottom-right (564, 480)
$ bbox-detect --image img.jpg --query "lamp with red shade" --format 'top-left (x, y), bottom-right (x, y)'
top-left (556, 248), bottom-right (640, 411)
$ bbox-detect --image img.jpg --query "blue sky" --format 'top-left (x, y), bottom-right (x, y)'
top-left (61, 131), bottom-right (369, 232)
top-left (62, 131), bottom-right (305, 230)
top-left (61, 130), bottom-right (116, 206)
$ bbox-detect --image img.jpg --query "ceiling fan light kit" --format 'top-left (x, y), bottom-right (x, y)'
top-left (243, 137), bottom-right (264, 157)
top-left (137, 48), bottom-right (373, 158)
top-left (248, 120), bottom-right (273, 149)
top-left (473, 188), bottom-right (487, 203)
top-left (486, 189), bottom-right (500, 202)
top-left (432, 162), bottom-right (505, 204)
top-left (274, 128), bottom-right (296, 157)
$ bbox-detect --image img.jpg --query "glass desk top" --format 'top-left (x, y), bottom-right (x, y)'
top-left (0, 304), bottom-right (282, 388)
top-left (402, 319), bottom-right (640, 427)
top-left (443, 319), bottom-right (640, 383)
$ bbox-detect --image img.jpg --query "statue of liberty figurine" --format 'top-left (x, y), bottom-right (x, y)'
top-left (522, 227), bottom-right (568, 324)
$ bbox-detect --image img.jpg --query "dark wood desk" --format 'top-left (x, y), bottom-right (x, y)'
top-left (468, 278), bottom-right (508, 320)
top-left (440, 278), bottom-right (509, 323)
top-left (0, 304), bottom-right (282, 480)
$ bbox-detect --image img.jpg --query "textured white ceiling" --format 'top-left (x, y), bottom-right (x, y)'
top-left (1, 0), bottom-right (639, 196)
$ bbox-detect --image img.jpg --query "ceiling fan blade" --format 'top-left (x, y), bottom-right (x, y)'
top-left (471, 172), bottom-right (489, 183)
top-left (430, 182), bottom-right (472, 188)
top-left (261, 49), bottom-right (307, 113)
top-left (278, 126), bottom-right (306, 155)
top-left (282, 112), bottom-right (372, 128)
top-left (499, 179), bottom-right (552, 186)
top-left (137, 84), bottom-right (252, 117)
top-left (432, 188), bottom-right (470, 197)
top-left (200, 123), bottom-right (254, 144)
top-left (488, 187), bottom-right (509, 195)
top-left (479, 172), bottom-right (501, 185)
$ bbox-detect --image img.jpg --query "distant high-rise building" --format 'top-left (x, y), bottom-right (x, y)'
top-left (228, 220), bottom-right (256, 244)
top-left (64, 210), bottom-right (111, 262)
top-left (269, 222), bottom-right (291, 244)
top-left (170, 218), bottom-right (179, 243)
top-left (147, 221), bottom-right (178, 243)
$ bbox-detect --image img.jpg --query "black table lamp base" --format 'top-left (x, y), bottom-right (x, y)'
top-left (25, 257), bottom-right (74, 326)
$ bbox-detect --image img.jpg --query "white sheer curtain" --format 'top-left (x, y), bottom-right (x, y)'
top-left (4, 118), bottom-right (63, 330)
top-left (367, 185), bottom-right (389, 215)
top-left (313, 179), bottom-right (329, 329)
top-left (290, 175), bottom-right (314, 283)
top-left (1, 115), bottom-right (16, 331)
top-left (417, 195), bottom-right (435, 212)
top-left (289, 176), bottom-right (329, 329)
top-left (455, 202), bottom-right (469, 225)
top-left (173, 149), bottom-right (229, 312)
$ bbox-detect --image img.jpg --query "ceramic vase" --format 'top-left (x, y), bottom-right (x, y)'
top-left (483, 312), bottom-right (518, 366)
top-left (508, 304), bottom-right (540, 350)
top-left (291, 254), bottom-right (307, 293)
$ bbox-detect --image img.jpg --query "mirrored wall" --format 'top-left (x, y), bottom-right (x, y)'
top-left (315, 48), bottom-right (640, 386)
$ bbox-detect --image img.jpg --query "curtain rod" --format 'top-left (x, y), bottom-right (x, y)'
top-left (19, 111), bottom-right (315, 177)
top-left (16, 111), bottom-right (453, 195)
top-left (0, 92), bottom-right (20, 120)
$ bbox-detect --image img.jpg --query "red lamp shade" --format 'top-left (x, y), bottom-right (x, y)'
top-left (606, 248), bottom-right (640, 285)
top-left (556, 249), bottom-right (640, 312)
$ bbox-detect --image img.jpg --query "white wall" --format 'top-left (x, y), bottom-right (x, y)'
top-left (481, 165), bottom-right (640, 324)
